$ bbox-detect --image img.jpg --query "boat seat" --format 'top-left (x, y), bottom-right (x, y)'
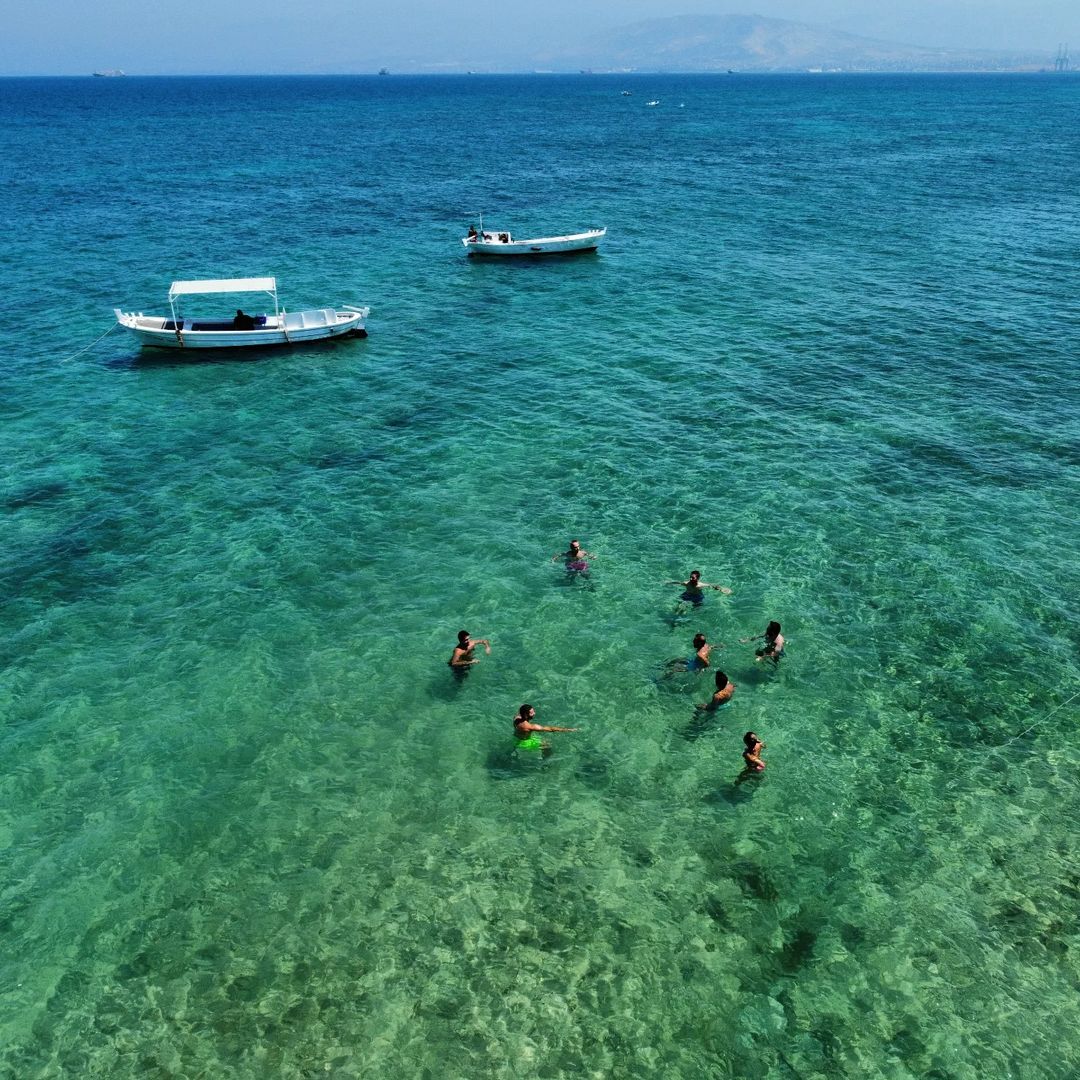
top-left (288, 309), bottom-right (336, 329)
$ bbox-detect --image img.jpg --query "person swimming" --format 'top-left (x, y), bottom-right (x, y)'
top-left (666, 633), bottom-right (716, 673)
top-left (513, 704), bottom-right (578, 755)
top-left (667, 570), bottom-right (732, 607)
top-left (741, 621), bottom-right (785, 664)
top-left (448, 629), bottom-right (491, 673)
top-left (699, 670), bottom-right (736, 710)
top-left (742, 731), bottom-right (766, 772)
top-left (687, 632), bottom-right (712, 671)
top-left (552, 539), bottom-right (593, 573)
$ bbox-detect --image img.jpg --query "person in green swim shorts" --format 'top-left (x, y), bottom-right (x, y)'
top-left (513, 704), bottom-right (578, 756)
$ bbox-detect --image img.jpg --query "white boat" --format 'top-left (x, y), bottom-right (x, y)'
top-left (114, 277), bottom-right (369, 350)
top-left (462, 224), bottom-right (605, 257)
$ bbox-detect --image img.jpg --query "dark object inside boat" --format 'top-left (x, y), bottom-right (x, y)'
top-left (164, 316), bottom-right (269, 331)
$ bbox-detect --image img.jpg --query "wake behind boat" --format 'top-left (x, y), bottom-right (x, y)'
top-left (462, 223), bottom-right (605, 257)
top-left (114, 277), bottom-right (369, 350)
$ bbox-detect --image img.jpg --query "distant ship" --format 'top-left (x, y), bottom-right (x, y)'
top-left (92, 69), bottom-right (125, 77)
top-left (378, 68), bottom-right (390, 76)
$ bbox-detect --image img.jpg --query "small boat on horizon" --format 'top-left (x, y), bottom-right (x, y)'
top-left (92, 69), bottom-right (125, 77)
top-left (462, 221), bottom-right (605, 257)
top-left (114, 276), bottom-right (369, 350)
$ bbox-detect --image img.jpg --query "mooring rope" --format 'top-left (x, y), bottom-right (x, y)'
top-left (996, 687), bottom-right (1080, 749)
top-left (58, 322), bottom-right (119, 364)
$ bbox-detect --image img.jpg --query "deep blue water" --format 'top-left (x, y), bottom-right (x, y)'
top-left (1, 73), bottom-right (1079, 1078)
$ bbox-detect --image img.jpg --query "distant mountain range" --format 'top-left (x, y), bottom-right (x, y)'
top-left (530, 13), bottom-right (1052, 74)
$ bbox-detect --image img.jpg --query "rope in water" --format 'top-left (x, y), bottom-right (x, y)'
top-left (994, 687), bottom-right (1080, 750)
top-left (57, 322), bottom-right (119, 363)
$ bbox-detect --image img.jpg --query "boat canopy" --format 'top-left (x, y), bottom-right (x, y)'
top-left (169, 277), bottom-right (277, 299)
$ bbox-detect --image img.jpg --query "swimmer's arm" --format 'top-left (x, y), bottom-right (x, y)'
top-left (519, 721), bottom-right (576, 733)
top-left (703, 582), bottom-right (733, 594)
top-left (477, 639), bottom-right (492, 654)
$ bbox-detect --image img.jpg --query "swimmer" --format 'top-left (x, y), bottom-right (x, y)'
top-left (513, 704), bottom-right (578, 755)
top-left (667, 569), bottom-right (732, 608)
top-left (741, 621), bottom-right (785, 664)
top-left (552, 538), bottom-right (593, 573)
top-left (666, 633), bottom-right (717, 673)
top-left (448, 629), bottom-right (491, 671)
top-left (699, 670), bottom-right (736, 710)
top-left (742, 731), bottom-right (766, 772)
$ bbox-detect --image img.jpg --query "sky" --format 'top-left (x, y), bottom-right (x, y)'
top-left (1, 1), bottom-right (1076, 74)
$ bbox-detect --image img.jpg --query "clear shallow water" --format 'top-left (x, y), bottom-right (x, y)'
top-left (1, 73), bottom-right (1079, 1077)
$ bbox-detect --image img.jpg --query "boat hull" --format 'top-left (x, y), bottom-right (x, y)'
top-left (463, 228), bottom-right (605, 257)
top-left (115, 308), bottom-right (368, 349)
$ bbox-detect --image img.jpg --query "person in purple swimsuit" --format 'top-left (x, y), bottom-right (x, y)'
top-left (552, 539), bottom-right (593, 574)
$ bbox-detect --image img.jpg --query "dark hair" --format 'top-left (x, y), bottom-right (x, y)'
top-left (714, 671), bottom-right (728, 690)
top-left (515, 704), bottom-right (534, 723)
top-left (744, 731), bottom-right (758, 748)
top-left (569, 539), bottom-right (580, 547)
top-left (693, 633), bottom-right (707, 648)
top-left (690, 569), bottom-right (701, 578)
top-left (765, 621), bottom-right (781, 640)
top-left (457, 630), bottom-right (469, 644)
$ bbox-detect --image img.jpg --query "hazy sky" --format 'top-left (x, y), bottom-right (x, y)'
top-left (2, 1), bottom-right (1076, 74)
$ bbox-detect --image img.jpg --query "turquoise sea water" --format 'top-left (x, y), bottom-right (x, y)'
top-left (1, 73), bottom-right (1079, 1077)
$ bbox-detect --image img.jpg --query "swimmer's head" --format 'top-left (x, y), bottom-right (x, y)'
top-left (689, 570), bottom-right (701, 581)
top-left (457, 630), bottom-right (470, 645)
top-left (766, 621), bottom-right (781, 639)
top-left (569, 540), bottom-right (580, 551)
top-left (516, 704), bottom-right (535, 721)
top-left (715, 671), bottom-right (728, 690)
top-left (744, 731), bottom-right (758, 748)
top-left (693, 633), bottom-right (707, 649)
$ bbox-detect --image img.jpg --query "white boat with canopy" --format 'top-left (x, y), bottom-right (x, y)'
top-left (462, 219), bottom-right (605, 257)
top-left (114, 277), bottom-right (369, 349)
